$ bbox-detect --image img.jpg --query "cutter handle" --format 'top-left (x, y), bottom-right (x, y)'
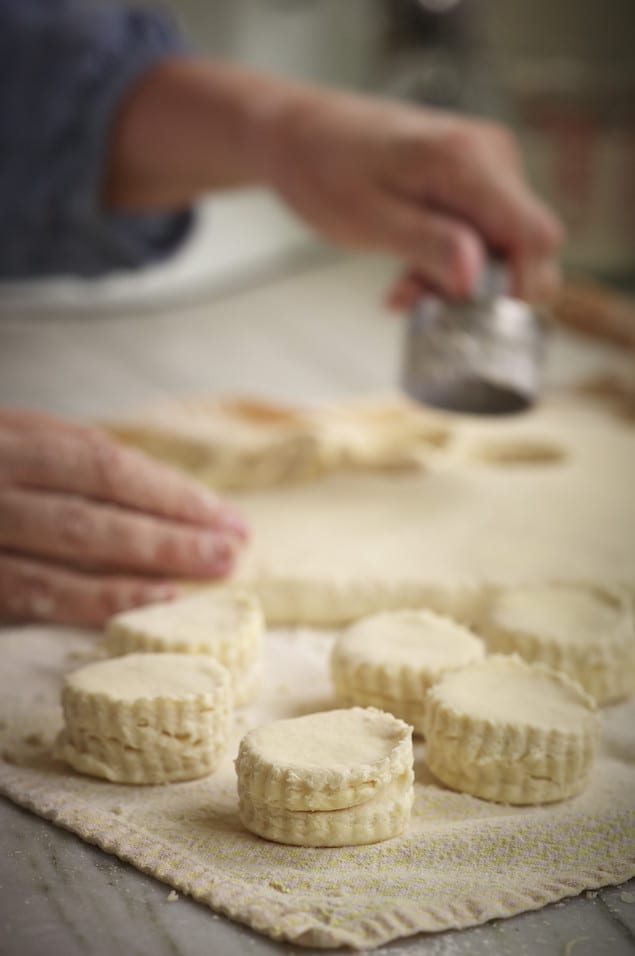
top-left (474, 257), bottom-right (509, 301)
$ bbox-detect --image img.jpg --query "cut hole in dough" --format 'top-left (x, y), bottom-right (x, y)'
top-left (469, 438), bottom-right (566, 467)
top-left (424, 655), bottom-right (599, 805)
top-left (235, 707), bottom-right (414, 846)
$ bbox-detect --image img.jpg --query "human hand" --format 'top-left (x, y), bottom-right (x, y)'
top-left (259, 88), bottom-right (563, 306)
top-left (0, 408), bottom-right (248, 627)
top-left (106, 60), bottom-right (561, 305)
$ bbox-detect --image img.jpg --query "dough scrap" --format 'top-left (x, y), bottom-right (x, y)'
top-left (107, 396), bottom-right (325, 489)
top-left (478, 585), bottom-right (635, 705)
top-left (55, 653), bottom-right (232, 784)
top-left (423, 655), bottom-right (599, 805)
top-left (104, 589), bottom-right (263, 704)
top-left (331, 609), bottom-right (485, 733)
top-left (107, 396), bottom-right (635, 630)
top-left (235, 707), bottom-right (414, 846)
top-left (106, 393), bottom-right (448, 490)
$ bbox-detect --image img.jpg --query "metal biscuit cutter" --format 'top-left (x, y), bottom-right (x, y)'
top-left (401, 260), bottom-right (547, 415)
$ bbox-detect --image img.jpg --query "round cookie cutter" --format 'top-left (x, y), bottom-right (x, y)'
top-left (401, 260), bottom-right (547, 415)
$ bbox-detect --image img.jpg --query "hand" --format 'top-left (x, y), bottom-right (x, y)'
top-left (104, 57), bottom-right (562, 307)
top-left (0, 408), bottom-right (249, 627)
top-left (106, 60), bottom-right (562, 305)
top-left (259, 88), bottom-right (563, 306)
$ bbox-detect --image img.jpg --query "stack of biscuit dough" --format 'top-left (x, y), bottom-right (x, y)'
top-left (57, 589), bottom-right (264, 785)
top-left (55, 653), bottom-right (232, 784)
top-left (235, 708), bottom-right (414, 846)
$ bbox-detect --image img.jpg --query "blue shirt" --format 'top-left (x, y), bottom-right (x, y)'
top-left (0, 0), bottom-right (192, 278)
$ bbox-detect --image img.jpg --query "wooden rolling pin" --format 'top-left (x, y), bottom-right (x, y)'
top-left (545, 279), bottom-right (635, 351)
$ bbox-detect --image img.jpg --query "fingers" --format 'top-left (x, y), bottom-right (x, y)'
top-left (387, 254), bottom-right (562, 313)
top-left (388, 118), bottom-right (563, 300)
top-left (371, 193), bottom-right (485, 299)
top-left (269, 87), bottom-right (563, 301)
top-left (0, 488), bottom-right (240, 579)
top-left (0, 552), bottom-right (180, 628)
top-left (0, 407), bottom-right (76, 428)
top-left (325, 162), bottom-right (556, 303)
top-left (513, 255), bottom-right (563, 303)
top-left (461, 168), bottom-right (562, 258)
top-left (386, 271), bottom-right (430, 311)
top-left (0, 412), bottom-right (248, 629)
top-left (474, 177), bottom-right (563, 297)
top-left (0, 426), bottom-right (249, 539)
top-left (419, 122), bottom-right (564, 259)
top-left (0, 406), bottom-right (101, 437)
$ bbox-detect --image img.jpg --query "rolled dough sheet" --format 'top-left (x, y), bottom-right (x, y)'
top-left (234, 399), bottom-right (635, 625)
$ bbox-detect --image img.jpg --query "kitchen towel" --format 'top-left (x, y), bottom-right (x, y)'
top-left (1, 625), bottom-right (633, 950)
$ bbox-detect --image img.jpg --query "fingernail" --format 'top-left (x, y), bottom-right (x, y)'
top-left (197, 535), bottom-right (232, 567)
top-left (216, 509), bottom-right (250, 541)
top-left (193, 490), bottom-right (250, 540)
top-left (191, 487), bottom-right (223, 516)
top-left (193, 538), bottom-right (237, 580)
top-left (211, 550), bottom-right (235, 579)
top-left (141, 583), bottom-right (180, 605)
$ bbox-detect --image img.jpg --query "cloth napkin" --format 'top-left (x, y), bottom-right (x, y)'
top-left (1, 626), bottom-right (633, 950)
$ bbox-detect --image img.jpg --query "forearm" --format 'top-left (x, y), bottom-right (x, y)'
top-left (103, 58), bottom-right (304, 211)
top-left (99, 51), bottom-right (562, 300)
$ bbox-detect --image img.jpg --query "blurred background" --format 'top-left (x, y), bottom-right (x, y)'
top-left (159, 0), bottom-right (635, 284)
top-left (2, 0), bottom-right (633, 317)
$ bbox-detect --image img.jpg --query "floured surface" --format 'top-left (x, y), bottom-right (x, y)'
top-left (1, 627), bottom-right (634, 949)
top-left (234, 399), bottom-right (635, 624)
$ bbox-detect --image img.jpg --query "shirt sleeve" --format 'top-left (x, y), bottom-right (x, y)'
top-left (0, 0), bottom-right (193, 279)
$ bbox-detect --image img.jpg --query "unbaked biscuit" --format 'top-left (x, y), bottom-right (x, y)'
top-left (238, 769), bottom-right (413, 848)
top-left (55, 653), bottom-right (232, 783)
top-left (331, 609), bottom-right (485, 733)
top-left (479, 584), bottom-right (635, 704)
top-left (236, 707), bottom-right (414, 846)
top-left (424, 655), bottom-right (599, 805)
top-left (104, 588), bottom-right (263, 705)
